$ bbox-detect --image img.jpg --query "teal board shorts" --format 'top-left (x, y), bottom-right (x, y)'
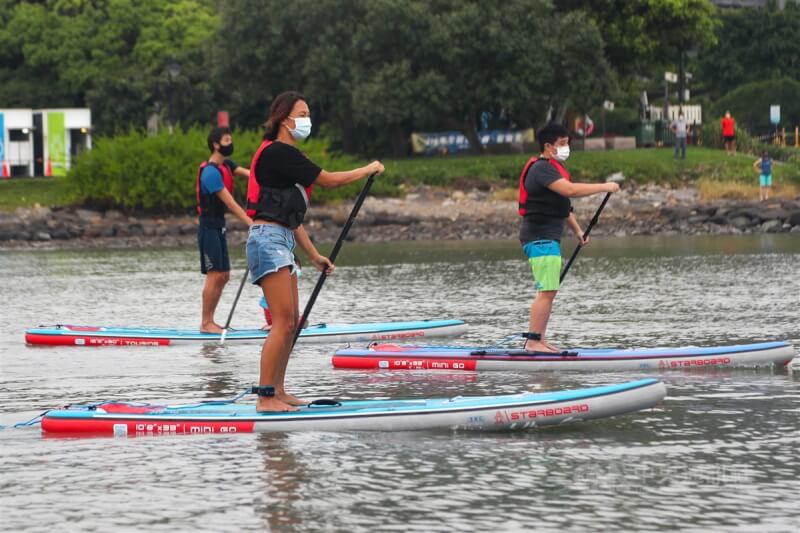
top-left (522, 240), bottom-right (561, 291)
top-left (759, 174), bottom-right (772, 187)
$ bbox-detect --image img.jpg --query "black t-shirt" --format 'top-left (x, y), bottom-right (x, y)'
top-left (255, 141), bottom-right (322, 189)
top-left (519, 159), bottom-right (568, 243)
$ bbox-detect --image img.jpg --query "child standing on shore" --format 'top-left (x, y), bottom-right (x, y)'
top-left (753, 151), bottom-right (773, 201)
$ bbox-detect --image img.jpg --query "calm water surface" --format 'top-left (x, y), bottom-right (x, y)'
top-left (1, 235), bottom-right (799, 532)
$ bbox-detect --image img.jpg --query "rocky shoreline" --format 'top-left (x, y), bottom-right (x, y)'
top-left (1, 184), bottom-right (799, 251)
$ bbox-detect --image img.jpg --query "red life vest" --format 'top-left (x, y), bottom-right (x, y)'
top-left (196, 160), bottom-right (234, 217)
top-left (246, 140), bottom-right (315, 229)
top-left (518, 157), bottom-right (572, 218)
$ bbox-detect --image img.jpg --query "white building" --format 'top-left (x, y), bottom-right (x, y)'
top-left (0, 108), bottom-right (92, 177)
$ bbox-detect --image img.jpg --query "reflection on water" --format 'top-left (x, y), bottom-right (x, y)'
top-left (1, 235), bottom-right (798, 531)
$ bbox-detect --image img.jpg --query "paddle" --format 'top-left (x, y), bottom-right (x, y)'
top-left (220, 268), bottom-right (249, 344)
top-left (291, 173), bottom-right (377, 348)
top-left (559, 173), bottom-right (624, 283)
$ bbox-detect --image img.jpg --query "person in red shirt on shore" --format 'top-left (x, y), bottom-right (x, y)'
top-left (721, 111), bottom-right (736, 156)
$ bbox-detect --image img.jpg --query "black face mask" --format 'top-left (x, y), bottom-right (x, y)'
top-left (219, 143), bottom-right (234, 156)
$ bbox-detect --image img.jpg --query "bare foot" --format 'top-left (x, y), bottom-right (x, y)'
top-left (256, 397), bottom-right (298, 412)
top-left (276, 392), bottom-right (308, 406)
top-left (524, 341), bottom-right (560, 353)
top-left (543, 341), bottom-right (562, 352)
top-left (200, 322), bottom-right (224, 334)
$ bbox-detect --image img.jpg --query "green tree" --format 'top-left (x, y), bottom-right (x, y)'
top-left (558, 0), bottom-right (719, 78)
top-left (711, 78), bottom-right (800, 134)
top-left (695, 3), bottom-right (800, 100)
top-left (0, 0), bottom-right (219, 134)
top-left (216, 0), bottom-right (613, 155)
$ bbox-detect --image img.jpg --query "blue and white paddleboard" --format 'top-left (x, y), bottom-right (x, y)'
top-left (41, 379), bottom-right (666, 435)
top-left (25, 319), bottom-right (468, 346)
top-left (333, 341), bottom-right (796, 371)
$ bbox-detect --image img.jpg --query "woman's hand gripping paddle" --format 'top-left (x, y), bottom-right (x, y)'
top-left (291, 173), bottom-right (377, 348)
top-left (560, 173), bottom-right (624, 283)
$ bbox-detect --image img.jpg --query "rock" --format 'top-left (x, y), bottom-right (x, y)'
top-left (128, 223), bottom-right (144, 237)
top-left (83, 226), bottom-right (102, 238)
top-left (50, 228), bottom-right (71, 240)
top-left (34, 231), bottom-right (52, 241)
top-left (29, 206), bottom-right (52, 220)
top-left (760, 208), bottom-right (790, 221)
top-left (451, 190), bottom-right (465, 200)
top-left (787, 211), bottom-right (800, 226)
top-left (660, 206), bottom-right (691, 220)
top-left (730, 207), bottom-right (763, 222)
top-left (104, 209), bottom-right (125, 221)
top-left (100, 226), bottom-right (116, 238)
top-left (709, 215), bottom-right (729, 225)
top-left (75, 209), bottom-right (103, 223)
top-left (761, 220), bottom-right (782, 233)
top-left (166, 225), bottom-right (182, 236)
top-left (66, 225), bottom-right (84, 238)
top-left (179, 223), bottom-right (196, 235)
top-left (331, 211), bottom-right (350, 225)
top-left (730, 216), bottom-right (754, 229)
top-left (688, 214), bottom-right (710, 224)
top-left (791, 225), bottom-right (800, 233)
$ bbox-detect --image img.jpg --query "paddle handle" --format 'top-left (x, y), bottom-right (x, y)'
top-left (560, 192), bottom-right (611, 283)
top-left (292, 173), bottom-right (376, 347)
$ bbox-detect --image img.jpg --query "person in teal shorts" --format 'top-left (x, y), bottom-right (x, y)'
top-left (753, 151), bottom-right (773, 201)
top-left (517, 122), bottom-right (619, 352)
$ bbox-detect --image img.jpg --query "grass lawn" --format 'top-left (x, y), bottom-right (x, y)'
top-left (385, 147), bottom-right (800, 187)
top-left (1, 147), bottom-right (797, 211)
top-left (0, 177), bottom-right (72, 212)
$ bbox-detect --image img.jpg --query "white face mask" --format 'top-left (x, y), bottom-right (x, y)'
top-left (554, 145), bottom-right (570, 161)
top-left (288, 116), bottom-right (312, 140)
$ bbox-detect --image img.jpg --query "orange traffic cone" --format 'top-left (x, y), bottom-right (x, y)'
top-left (2, 160), bottom-right (9, 179)
top-left (45, 158), bottom-right (52, 177)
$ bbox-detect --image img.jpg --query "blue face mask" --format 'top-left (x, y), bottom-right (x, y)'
top-left (289, 117), bottom-right (312, 140)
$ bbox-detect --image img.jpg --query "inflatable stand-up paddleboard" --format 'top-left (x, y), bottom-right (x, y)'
top-left (25, 319), bottom-right (468, 347)
top-left (332, 341), bottom-right (795, 371)
top-left (39, 379), bottom-right (666, 436)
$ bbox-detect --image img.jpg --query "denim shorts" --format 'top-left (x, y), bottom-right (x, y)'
top-left (246, 224), bottom-right (297, 285)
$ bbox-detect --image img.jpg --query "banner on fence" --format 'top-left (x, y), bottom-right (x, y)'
top-left (411, 128), bottom-right (534, 155)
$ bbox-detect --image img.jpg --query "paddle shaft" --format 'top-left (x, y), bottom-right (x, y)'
top-left (223, 268), bottom-right (249, 330)
top-left (559, 192), bottom-right (611, 283)
top-left (292, 173), bottom-right (376, 347)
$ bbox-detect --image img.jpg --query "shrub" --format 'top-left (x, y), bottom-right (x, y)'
top-left (698, 121), bottom-right (797, 162)
top-left (66, 127), bottom-right (396, 212)
top-left (710, 79), bottom-right (800, 134)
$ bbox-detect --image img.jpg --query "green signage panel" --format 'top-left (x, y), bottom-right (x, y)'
top-left (47, 111), bottom-right (66, 176)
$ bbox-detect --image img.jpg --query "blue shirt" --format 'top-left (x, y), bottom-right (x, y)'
top-left (200, 159), bottom-right (239, 194)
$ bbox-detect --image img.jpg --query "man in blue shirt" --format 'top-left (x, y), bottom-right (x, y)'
top-left (197, 127), bottom-right (253, 333)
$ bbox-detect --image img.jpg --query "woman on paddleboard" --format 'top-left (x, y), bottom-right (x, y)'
top-left (246, 91), bottom-right (384, 412)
